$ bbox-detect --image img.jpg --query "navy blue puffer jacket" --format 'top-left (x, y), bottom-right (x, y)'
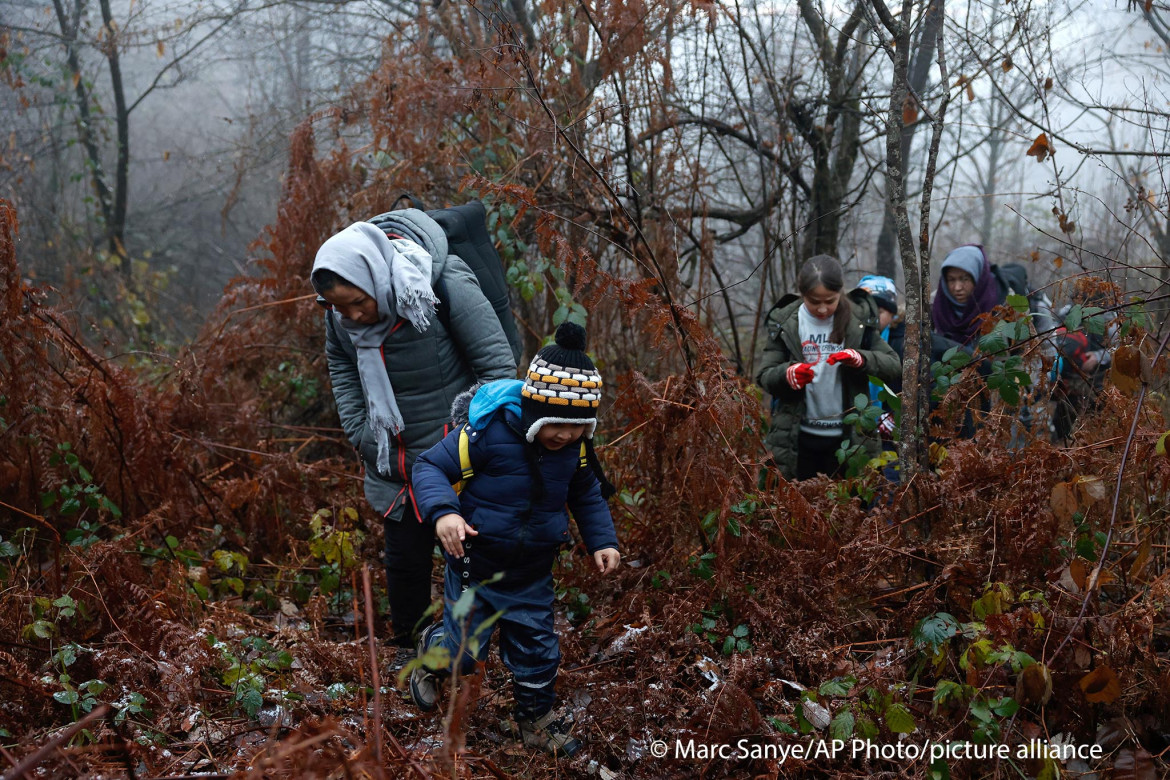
top-left (412, 408), bottom-right (618, 584)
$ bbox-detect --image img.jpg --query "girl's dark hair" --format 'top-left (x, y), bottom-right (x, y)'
top-left (797, 254), bottom-right (852, 343)
top-left (310, 268), bottom-right (350, 295)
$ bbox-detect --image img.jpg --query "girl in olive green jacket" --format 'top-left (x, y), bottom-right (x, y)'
top-left (756, 255), bottom-right (902, 480)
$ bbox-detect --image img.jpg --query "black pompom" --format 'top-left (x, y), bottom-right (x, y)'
top-left (554, 321), bottom-right (587, 351)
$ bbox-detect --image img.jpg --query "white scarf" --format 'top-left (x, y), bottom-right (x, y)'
top-left (312, 222), bottom-right (439, 476)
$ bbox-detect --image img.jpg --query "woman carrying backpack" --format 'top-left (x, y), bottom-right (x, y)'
top-left (756, 255), bottom-right (901, 481)
top-left (930, 244), bottom-right (1000, 356)
top-left (311, 213), bottom-right (516, 664)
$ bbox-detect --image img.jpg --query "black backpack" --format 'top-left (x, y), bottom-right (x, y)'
top-left (991, 262), bottom-right (1029, 304)
top-left (369, 199), bottom-right (524, 365)
top-left (991, 262), bottom-right (1058, 334)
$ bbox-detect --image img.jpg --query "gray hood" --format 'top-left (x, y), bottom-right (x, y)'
top-left (369, 209), bottom-right (450, 285)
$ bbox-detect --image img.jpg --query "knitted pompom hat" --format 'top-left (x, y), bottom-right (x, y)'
top-left (521, 321), bottom-right (603, 442)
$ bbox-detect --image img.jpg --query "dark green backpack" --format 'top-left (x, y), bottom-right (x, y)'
top-left (369, 198), bottom-right (524, 365)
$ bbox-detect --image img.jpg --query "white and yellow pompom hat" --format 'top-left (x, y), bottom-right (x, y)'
top-left (520, 322), bottom-right (603, 443)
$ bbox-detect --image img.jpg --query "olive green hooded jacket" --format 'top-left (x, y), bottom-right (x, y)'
top-left (755, 288), bottom-right (902, 479)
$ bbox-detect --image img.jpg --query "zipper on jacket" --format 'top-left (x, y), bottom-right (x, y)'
top-left (386, 485), bottom-right (407, 519)
top-left (514, 453), bottom-right (542, 556)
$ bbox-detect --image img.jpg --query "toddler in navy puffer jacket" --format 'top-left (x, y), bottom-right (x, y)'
top-left (409, 322), bottom-right (620, 757)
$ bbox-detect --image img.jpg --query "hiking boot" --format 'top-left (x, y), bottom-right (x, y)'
top-left (516, 709), bottom-right (581, 757)
top-left (409, 622), bottom-right (445, 712)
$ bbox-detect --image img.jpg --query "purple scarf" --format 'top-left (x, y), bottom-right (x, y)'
top-left (931, 245), bottom-right (999, 344)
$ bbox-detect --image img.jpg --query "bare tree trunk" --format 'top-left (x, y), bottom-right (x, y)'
top-left (293, 4), bottom-right (311, 111)
top-left (874, 0), bottom-right (929, 486)
top-left (793, 0), bottom-right (866, 261)
top-left (915, 29), bottom-right (949, 482)
top-left (874, 0), bottom-right (943, 279)
top-left (1145, 208), bottom-right (1170, 293)
top-left (978, 99), bottom-right (1008, 246)
top-left (52, 0), bottom-right (117, 256)
top-left (98, 0), bottom-right (130, 274)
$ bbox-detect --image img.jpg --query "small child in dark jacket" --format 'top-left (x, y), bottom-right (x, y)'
top-left (409, 322), bottom-right (620, 757)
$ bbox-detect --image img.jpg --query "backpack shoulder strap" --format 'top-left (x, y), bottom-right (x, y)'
top-left (765, 293), bottom-right (801, 341)
top-left (452, 424), bottom-right (474, 494)
top-left (458, 425), bottom-right (474, 480)
top-left (393, 192), bottom-right (425, 211)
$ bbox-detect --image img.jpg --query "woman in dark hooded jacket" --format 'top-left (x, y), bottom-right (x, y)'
top-left (931, 244), bottom-right (1000, 357)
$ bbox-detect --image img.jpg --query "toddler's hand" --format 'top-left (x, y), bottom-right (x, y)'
top-left (786, 363), bottom-right (815, 390)
top-left (594, 548), bottom-right (621, 576)
top-left (435, 513), bottom-right (478, 558)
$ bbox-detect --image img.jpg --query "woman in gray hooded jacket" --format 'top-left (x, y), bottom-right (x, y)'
top-left (311, 211), bottom-right (516, 655)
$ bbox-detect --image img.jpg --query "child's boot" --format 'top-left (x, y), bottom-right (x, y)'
top-left (409, 622), bottom-right (445, 711)
top-left (516, 709), bottom-right (581, 757)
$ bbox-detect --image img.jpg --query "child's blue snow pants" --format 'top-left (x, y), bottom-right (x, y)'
top-left (429, 541), bottom-right (560, 721)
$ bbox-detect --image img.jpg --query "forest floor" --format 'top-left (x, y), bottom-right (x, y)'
top-left (4, 427), bottom-right (1169, 780)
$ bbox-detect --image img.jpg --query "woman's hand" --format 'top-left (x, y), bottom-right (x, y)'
top-left (594, 547), bottom-right (621, 575)
top-left (435, 513), bottom-right (478, 558)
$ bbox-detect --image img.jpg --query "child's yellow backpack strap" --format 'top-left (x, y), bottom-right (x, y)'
top-left (454, 427), bottom-right (586, 493)
top-left (459, 425), bottom-right (474, 480)
top-left (453, 425), bottom-right (475, 493)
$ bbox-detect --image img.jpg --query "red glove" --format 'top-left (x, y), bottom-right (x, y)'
top-left (786, 362), bottom-right (815, 390)
top-left (826, 349), bottom-right (865, 368)
top-left (877, 412), bottom-right (896, 438)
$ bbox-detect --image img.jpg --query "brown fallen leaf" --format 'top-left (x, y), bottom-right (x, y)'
top-left (1050, 480), bottom-right (1078, 522)
top-left (1073, 475), bottom-right (1106, 504)
top-left (1078, 665), bottom-right (1121, 704)
top-left (1129, 538), bottom-right (1151, 579)
top-left (1113, 747), bottom-right (1156, 780)
top-left (1110, 345), bottom-right (1142, 395)
top-left (1015, 662), bottom-right (1053, 707)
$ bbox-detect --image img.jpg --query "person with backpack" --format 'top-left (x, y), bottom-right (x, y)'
top-left (756, 255), bottom-right (902, 481)
top-left (931, 245), bottom-right (1061, 444)
top-left (1051, 296), bottom-right (1116, 441)
top-left (857, 275), bottom-right (904, 355)
top-left (931, 244), bottom-right (1001, 355)
top-left (928, 244), bottom-right (1011, 440)
top-left (310, 213), bottom-right (517, 666)
top-left (857, 274), bottom-right (904, 392)
top-left (407, 322), bottom-right (620, 757)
